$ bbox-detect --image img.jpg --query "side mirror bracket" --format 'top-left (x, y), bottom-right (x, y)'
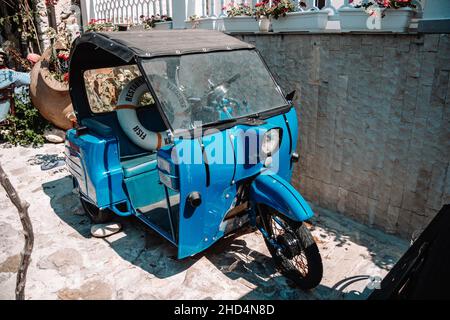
top-left (285, 90), bottom-right (296, 104)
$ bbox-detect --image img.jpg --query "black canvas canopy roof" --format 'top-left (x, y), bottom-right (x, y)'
top-left (73, 29), bottom-right (254, 62)
top-left (69, 29), bottom-right (255, 119)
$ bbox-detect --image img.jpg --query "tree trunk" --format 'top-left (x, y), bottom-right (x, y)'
top-left (0, 163), bottom-right (34, 300)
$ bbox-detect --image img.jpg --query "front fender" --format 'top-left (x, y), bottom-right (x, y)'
top-left (250, 172), bottom-right (314, 221)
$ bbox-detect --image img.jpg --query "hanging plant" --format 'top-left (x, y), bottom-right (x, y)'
top-left (44, 27), bottom-right (72, 84)
top-left (0, 0), bottom-right (43, 54)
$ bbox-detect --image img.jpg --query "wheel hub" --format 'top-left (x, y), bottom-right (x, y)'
top-left (277, 232), bottom-right (302, 259)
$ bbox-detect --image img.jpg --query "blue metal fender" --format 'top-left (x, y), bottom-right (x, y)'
top-left (250, 172), bottom-right (314, 222)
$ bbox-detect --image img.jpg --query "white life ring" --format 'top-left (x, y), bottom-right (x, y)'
top-left (116, 76), bottom-right (168, 151)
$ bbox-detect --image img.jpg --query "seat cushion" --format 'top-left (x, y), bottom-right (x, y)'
top-left (81, 118), bottom-right (113, 136)
top-left (89, 108), bottom-right (167, 158)
top-left (121, 154), bottom-right (157, 178)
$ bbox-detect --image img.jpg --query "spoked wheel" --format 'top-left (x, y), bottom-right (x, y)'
top-left (258, 204), bottom-right (323, 290)
top-left (80, 197), bottom-right (113, 224)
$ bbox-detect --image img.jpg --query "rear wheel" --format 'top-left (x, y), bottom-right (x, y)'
top-left (80, 197), bottom-right (113, 224)
top-left (258, 204), bottom-right (323, 290)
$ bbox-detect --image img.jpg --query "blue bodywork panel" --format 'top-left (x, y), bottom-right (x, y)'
top-left (250, 172), bottom-right (313, 222)
top-left (124, 170), bottom-right (166, 209)
top-left (65, 129), bottom-right (127, 210)
top-left (171, 107), bottom-right (303, 258)
top-left (174, 137), bottom-right (237, 258)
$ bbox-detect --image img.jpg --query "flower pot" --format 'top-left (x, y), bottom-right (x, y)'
top-left (339, 7), bottom-right (413, 32)
top-left (271, 10), bottom-right (328, 32)
top-left (30, 49), bottom-right (73, 130)
top-left (223, 16), bottom-right (259, 33)
top-left (185, 17), bottom-right (217, 30)
top-left (185, 20), bottom-right (197, 29)
top-left (129, 24), bottom-right (145, 31)
top-left (258, 16), bottom-right (271, 32)
top-left (153, 21), bottom-right (173, 30)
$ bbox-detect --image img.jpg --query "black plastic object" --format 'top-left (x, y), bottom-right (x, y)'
top-left (188, 191), bottom-right (202, 208)
top-left (368, 204), bottom-right (450, 300)
top-left (285, 90), bottom-right (296, 103)
top-left (291, 152), bottom-right (299, 163)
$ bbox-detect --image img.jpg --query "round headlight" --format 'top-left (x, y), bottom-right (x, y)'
top-left (261, 128), bottom-right (281, 155)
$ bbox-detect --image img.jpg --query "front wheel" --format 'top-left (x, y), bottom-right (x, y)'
top-left (258, 204), bottom-right (323, 290)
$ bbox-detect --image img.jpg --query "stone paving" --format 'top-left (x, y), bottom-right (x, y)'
top-left (0, 143), bottom-right (409, 300)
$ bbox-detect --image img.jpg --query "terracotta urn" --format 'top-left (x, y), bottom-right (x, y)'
top-left (30, 48), bottom-right (74, 130)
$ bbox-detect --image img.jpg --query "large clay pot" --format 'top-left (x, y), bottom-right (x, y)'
top-left (30, 48), bottom-right (73, 130)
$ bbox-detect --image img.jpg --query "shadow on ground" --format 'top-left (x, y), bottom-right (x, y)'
top-left (42, 175), bottom-right (390, 300)
top-left (308, 205), bottom-right (409, 271)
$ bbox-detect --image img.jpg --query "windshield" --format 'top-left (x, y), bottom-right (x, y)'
top-left (141, 50), bottom-right (287, 132)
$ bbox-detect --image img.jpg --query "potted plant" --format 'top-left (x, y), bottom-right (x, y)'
top-left (85, 19), bottom-right (117, 32)
top-left (339, 0), bottom-right (416, 32)
top-left (29, 27), bottom-right (74, 130)
top-left (185, 15), bottom-right (200, 29)
top-left (270, 0), bottom-right (329, 32)
top-left (142, 14), bottom-right (173, 30)
top-left (254, 1), bottom-right (271, 32)
top-left (222, 2), bottom-right (259, 33)
top-left (185, 15), bottom-right (218, 30)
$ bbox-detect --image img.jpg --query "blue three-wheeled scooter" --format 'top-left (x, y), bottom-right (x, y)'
top-left (65, 29), bottom-right (322, 289)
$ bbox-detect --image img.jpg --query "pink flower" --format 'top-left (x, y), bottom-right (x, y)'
top-left (26, 53), bottom-right (41, 64)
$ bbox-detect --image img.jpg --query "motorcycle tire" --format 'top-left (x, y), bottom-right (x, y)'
top-left (258, 204), bottom-right (323, 290)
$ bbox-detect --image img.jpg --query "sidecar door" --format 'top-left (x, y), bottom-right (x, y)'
top-left (168, 132), bottom-right (236, 259)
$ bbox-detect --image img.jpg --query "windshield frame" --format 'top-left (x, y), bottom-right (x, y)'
top-left (137, 48), bottom-right (289, 135)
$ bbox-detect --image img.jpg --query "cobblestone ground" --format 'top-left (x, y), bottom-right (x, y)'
top-left (0, 143), bottom-right (408, 300)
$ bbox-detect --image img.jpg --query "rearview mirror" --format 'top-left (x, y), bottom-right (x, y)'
top-left (285, 90), bottom-right (296, 103)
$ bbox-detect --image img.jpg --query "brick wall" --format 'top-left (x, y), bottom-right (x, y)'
top-left (236, 33), bottom-right (450, 239)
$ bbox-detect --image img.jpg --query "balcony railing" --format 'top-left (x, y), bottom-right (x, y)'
top-left (81, 0), bottom-right (172, 25)
top-left (80, 0), bottom-right (426, 31)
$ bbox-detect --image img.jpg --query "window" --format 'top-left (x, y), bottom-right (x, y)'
top-left (83, 65), bottom-right (155, 113)
top-left (141, 50), bottom-right (287, 131)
